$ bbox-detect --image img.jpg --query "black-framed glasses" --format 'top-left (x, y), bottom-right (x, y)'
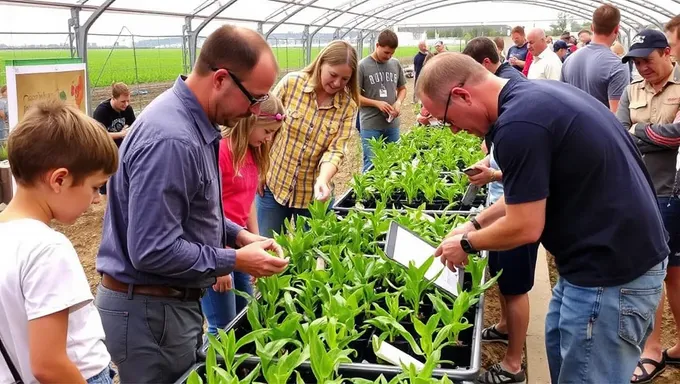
top-left (442, 83), bottom-right (463, 127)
top-left (211, 67), bottom-right (270, 106)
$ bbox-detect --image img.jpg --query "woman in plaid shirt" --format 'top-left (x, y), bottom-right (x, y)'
top-left (256, 40), bottom-right (359, 237)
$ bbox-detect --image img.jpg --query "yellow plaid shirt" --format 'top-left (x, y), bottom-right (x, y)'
top-left (266, 72), bottom-right (357, 208)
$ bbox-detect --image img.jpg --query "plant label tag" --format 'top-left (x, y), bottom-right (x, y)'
top-left (375, 340), bottom-right (424, 369)
top-left (315, 257), bottom-right (326, 270)
top-left (385, 221), bottom-right (464, 297)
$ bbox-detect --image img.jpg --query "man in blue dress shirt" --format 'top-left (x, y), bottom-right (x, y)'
top-left (94, 25), bottom-right (288, 383)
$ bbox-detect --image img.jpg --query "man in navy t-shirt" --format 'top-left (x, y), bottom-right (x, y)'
top-left (507, 26), bottom-right (529, 71)
top-left (416, 52), bottom-right (669, 384)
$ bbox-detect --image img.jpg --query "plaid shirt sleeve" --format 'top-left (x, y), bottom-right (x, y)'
top-left (321, 102), bottom-right (357, 168)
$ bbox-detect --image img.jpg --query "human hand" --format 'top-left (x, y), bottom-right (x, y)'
top-left (435, 234), bottom-right (469, 271)
top-left (314, 179), bottom-right (331, 201)
top-left (212, 274), bottom-right (233, 293)
top-left (235, 230), bottom-right (284, 258)
top-left (121, 127), bottom-right (130, 137)
top-left (468, 164), bottom-right (496, 187)
top-left (391, 101), bottom-right (402, 117)
top-left (376, 101), bottom-right (395, 116)
top-left (257, 180), bottom-right (266, 197)
top-left (234, 239), bottom-right (289, 278)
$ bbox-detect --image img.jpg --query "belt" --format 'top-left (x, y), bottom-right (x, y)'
top-left (101, 274), bottom-right (203, 301)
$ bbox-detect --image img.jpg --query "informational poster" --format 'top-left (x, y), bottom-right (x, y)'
top-left (4, 58), bottom-right (87, 197)
top-left (5, 58), bottom-right (87, 129)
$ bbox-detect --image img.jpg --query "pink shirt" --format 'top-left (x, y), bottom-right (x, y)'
top-left (219, 139), bottom-right (258, 227)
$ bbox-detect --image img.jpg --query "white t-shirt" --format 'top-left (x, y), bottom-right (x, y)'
top-left (527, 48), bottom-right (563, 81)
top-left (0, 219), bottom-right (110, 383)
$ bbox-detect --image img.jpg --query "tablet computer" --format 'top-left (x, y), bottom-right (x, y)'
top-left (384, 221), bottom-right (465, 297)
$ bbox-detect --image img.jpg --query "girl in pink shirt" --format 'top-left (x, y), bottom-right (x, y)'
top-left (201, 96), bottom-right (284, 334)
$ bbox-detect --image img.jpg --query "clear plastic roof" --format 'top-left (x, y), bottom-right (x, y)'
top-left (0, 0), bottom-right (678, 46)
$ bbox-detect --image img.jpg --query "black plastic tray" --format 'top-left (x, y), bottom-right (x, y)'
top-left (332, 188), bottom-right (487, 216)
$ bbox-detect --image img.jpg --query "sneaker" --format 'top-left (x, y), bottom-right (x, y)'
top-left (477, 363), bottom-right (526, 384)
top-left (481, 324), bottom-right (509, 344)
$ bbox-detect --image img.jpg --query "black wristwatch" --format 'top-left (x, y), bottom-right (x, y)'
top-left (460, 233), bottom-right (478, 254)
top-left (470, 217), bottom-right (482, 230)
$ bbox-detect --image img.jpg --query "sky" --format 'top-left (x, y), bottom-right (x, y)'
top-left (0, 0), bottom-right (669, 46)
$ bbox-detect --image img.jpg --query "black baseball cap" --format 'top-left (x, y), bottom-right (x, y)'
top-left (622, 29), bottom-right (670, 63)
top-left (554, 40), bottom-right (569, 52)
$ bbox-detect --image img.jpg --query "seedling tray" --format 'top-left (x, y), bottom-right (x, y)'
top-left (187, 274), bottom-right (485, 383)
top-left (332, 188), bottom-right (487, 216)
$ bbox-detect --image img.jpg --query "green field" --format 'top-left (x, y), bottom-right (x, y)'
top-left (0, 45), bottom-right (426, 86)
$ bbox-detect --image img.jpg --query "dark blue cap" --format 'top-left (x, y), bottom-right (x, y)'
top-left (553, 40), bottom-right (569, 52)
top-left (623, 29), bottom-right (669, 63)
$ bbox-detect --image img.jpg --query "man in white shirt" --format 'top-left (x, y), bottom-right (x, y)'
top-left (526, 28), bottom-right (563, 80)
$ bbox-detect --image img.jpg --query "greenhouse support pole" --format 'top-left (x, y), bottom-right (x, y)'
top-left (333, 28), bottom-right (341, 40)
top-left (257, 22), bottom-right (264, 35)
top-left (302, 25), bottom-right (311, 65)
top-left (77, 0), bottom-right (116, 116)
top-left (189, 0), bottom-right (239, 71)
top-left (68, 7), bottom-right (80, 58)
top-left (182, 16), bottom-right (193, 75)
top-left (356, 31), bottom-right (363, 60)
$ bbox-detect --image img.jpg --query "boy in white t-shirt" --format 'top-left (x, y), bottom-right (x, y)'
top-left (0, 100), bottom-right (118, 384)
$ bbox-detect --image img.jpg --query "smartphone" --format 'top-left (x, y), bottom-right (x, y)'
top-left (462, 166), bottom-right (483, 176)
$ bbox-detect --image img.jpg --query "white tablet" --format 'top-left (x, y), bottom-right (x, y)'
top-left (384, 221), bottom-right (465, 297)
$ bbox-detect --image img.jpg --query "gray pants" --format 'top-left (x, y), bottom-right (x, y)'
top-left (94, 285), bottom-right (203, 384)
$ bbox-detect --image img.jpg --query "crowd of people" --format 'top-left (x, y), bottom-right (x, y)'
top-left (3, 3), bottom-right (680, 384)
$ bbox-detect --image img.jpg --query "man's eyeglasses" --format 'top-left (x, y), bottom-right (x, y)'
top-left (442, 83), bottom-right (464, 127)
top-left (211, 67), bottom-right (269, 106)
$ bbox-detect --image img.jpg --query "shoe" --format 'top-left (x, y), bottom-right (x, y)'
top-left (481, 324), bottom-right (509, 345)
top-left (477, 363), bottom-right (526, 384)
top-left (631, 357), bottom-right (666, 383)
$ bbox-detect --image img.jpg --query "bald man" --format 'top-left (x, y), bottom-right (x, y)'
top-left (417, 52), bottom-right (667, 384)
top-left (526, 28), bottom-right (562, 80)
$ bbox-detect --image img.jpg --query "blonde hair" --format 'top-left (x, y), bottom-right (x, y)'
top-left (111, 82), bottom-right (130, 99)
top-left (611, 41), bottom-right (625, 57)
top-left (301, 40), bottom-right (360, 105)
top-left (416, 52), bottom-right (489, 102)
top-left (223, 95), bottom-right (284, 178)
top-left (9, 99), bottom-right (118, 186)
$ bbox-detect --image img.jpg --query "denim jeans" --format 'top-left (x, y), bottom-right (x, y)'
top-left (256, 186), bottom-right (312, 238)
top-left (545, 259), bottom-right (666, 383)
top-left (360, 127), bottom-right (400, 172)
top-left (86, 366), bottom-right (116, 384)
top-left (201, 271), bottom-right (254, 335)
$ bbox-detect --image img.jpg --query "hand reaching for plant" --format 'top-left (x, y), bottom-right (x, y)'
top-left (212, 274), bottom-right (233, 293)
top-left (234, 239), bottom-right (289, 278)
top-left (435, 234), bottom-right (469, 270)
top-left (235, 230), bottom-right (283, 257)
top-left (314, 179), bottom-right (331, 201)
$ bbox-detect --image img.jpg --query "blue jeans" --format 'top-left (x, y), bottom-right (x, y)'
top-left (545, 259), bottom-right (666, 383)
top-left (256, 186), bottom-right (312, 238)
top-left (360, 127), bottom-right (400, 172)
top-left (86, 366), bottom-right (115, 384)
top-left (201, 271), bottom-right (253, 335)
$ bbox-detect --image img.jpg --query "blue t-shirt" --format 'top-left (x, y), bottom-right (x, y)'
top-left (506, 42), bottom-right (528, 71)
top-left (488, 78), bottom-right (669, 287)
top-left (487, 62), bottom-right (526, 204)
top-left (560, 43), bottom-right (630, 108)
